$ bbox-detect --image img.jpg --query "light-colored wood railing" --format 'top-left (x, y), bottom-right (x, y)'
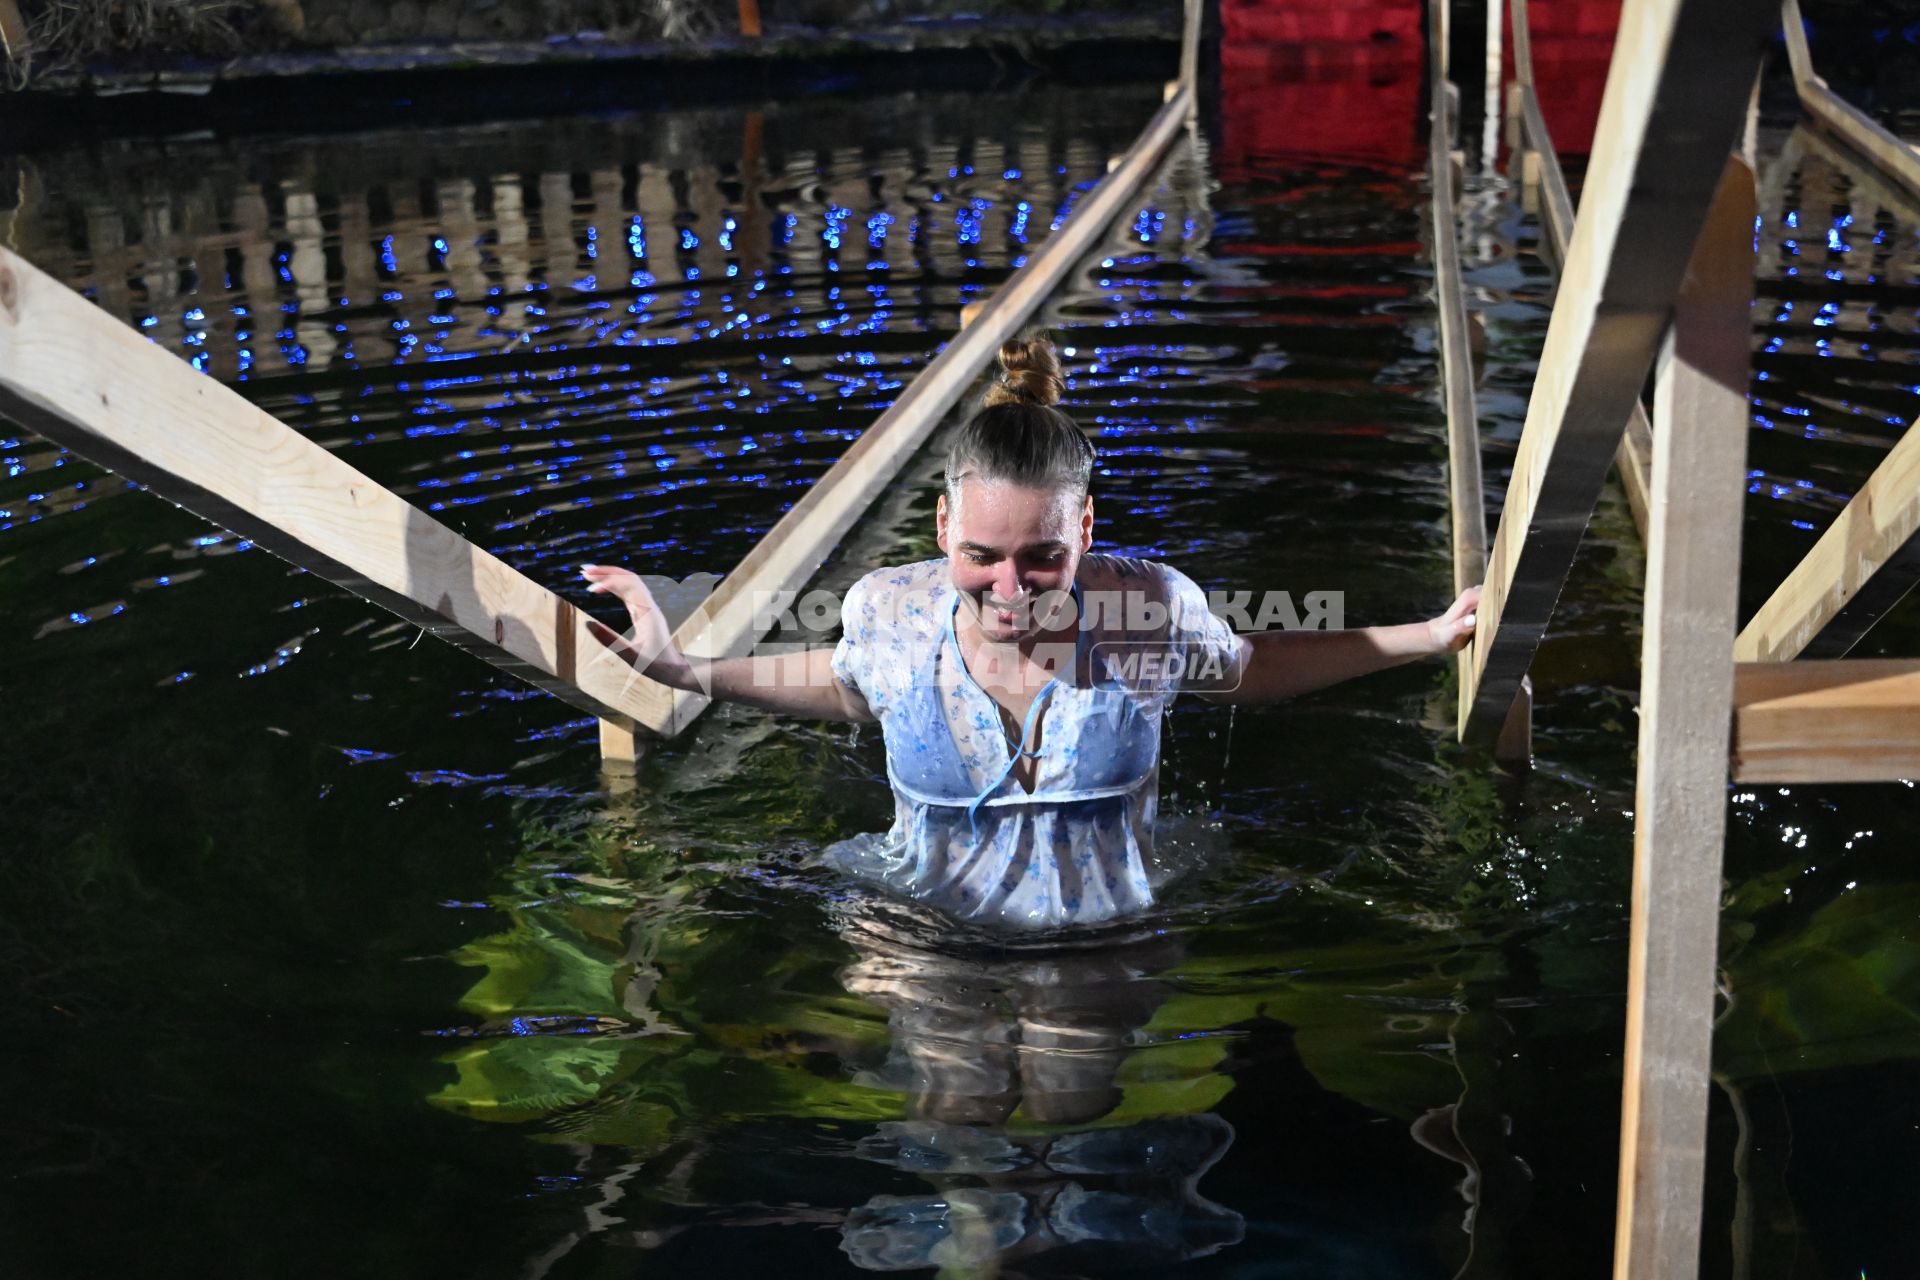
top-left (0, 36), bottom-right (1203, 770)
top-left (1429, 0), bottom-right (1531, 759)
top-left (1459, 0), bottom-right (1775, 750)
top-left (596, 83), bottom-right (1198, 762)
top-left (1727, 5), bottom-right (1920, 664)
top-left (1505, 0), bottom-right (1655, 545)
top-left (1780, 0), bottom-right (1920, 196)
top-left (0, 243), bottom-right (675, 733)
top-left (1734, 412), bottom-right (1920, 663)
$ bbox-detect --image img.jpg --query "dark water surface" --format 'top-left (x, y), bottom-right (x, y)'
top-left (3, 62), bottom-right (1919, 1279)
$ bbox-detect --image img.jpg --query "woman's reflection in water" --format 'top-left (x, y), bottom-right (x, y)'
top-left (833, 909), bottom-right (1245, 1272)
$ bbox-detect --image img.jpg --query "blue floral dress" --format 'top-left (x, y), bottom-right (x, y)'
top-left (826, 554), bottom-right (1240, 931)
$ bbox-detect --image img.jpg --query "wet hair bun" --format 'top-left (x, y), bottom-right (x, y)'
top-left (985, 336), bottom-right (1065, 408)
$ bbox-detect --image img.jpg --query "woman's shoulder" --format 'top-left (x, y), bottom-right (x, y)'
top-left (1076, 552), bottom-right (1192, 603)
top-left (841, 558), bottom-right (950, 636)
top-left (847, 557), bottom-right (949, 601)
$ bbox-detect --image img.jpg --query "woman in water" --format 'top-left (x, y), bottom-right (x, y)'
top-left (580, 335), bottom-right (1480, 932)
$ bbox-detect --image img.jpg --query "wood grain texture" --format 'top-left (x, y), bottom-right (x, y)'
top-left (1614, 156), bottom-right (1756, 1280)
top-left (0, 245), bottom-right (673, 733)
top-left (1510, 0), bottom-right (1655, 546)
top-left (1734, 404), bottom-right (1920, 662)
top-left (1428, 1), bottom-right (1514, 748)
top-left (1463, 0), bottom-right (1774, 746)
top-left (1732, 659), bottom-right (1920, 782)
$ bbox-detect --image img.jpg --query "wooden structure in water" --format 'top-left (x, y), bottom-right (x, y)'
top-left (0, 22), bottom-right (1204, 765)
top-left (4, 0), bottom-right (1920, 1274)
top-left (1427, 0), bottom-right (1920, 1273)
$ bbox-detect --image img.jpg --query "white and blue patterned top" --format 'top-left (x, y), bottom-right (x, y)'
top-left (826, 554), bottom-right (1240, 931)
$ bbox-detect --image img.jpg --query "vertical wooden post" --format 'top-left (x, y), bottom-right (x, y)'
top-left (1180, 0), bottom-right (1203, 95)
top-left (1483, 0), bottom-right (1506, 172)
top-left (737, 0), bottom-right (762, 39)
top-left (600, 717), bottom-right (643, 777)
top-left (1613, 155), bottom-right (1756, 1280)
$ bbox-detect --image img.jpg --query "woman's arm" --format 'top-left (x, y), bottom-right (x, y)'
top-left (1198, 584), bottom-right (1481, 705)
top-left (580, 564), bottom-right (877, 723)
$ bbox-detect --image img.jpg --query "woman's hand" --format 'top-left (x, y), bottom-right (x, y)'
top-left (579, 564), bottom-right (693, 687)
top-left (1427, 584), bottom-right (1483, 655)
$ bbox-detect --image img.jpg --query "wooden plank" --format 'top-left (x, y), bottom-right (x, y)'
top-left (1463, 0), bottom-right (1775, 745)
top-left (1511, 2), bottom-right (1652, 545)
top-left (1431, 81), bottom-right (1486, 594)
top-left (0, 245), bottom-right (673, 733)
top-left (1614, 156), bottom-right (1756, 1280)
top-left (1781, 0), bottom-right (1920, 198)
top-left (1427, 0), bottom-right (1524, 752)
top-left (1180, 0), bottom-right (1203, 96)
top-left (1731, 658), bottom-right (1920, 782)
top-left (640, 90), bottom-right (1199, 735)
top-left (1734, 417), bottom-right (1920, 662)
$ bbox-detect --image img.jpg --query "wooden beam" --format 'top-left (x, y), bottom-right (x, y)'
top-left (1428, 0), bottom-right (1528, 755)
top-left (0, 246), bottom-right (672, 734)
top-left (1781, 0), bottom-right (1920, 199)
top-left (1615, 155), bottom-right (1756, 1280)
top-left (1510, 0), bottom-right (1652, 546)
top-left (1734, 416), bottom-right (1920, 662)
top-left (644, 90), bottom-right (1199, 735)
top-left (1179, 0), bottom-right (1203, 98)
top-left (1731, 659), bottom-right (1920, 782)
top-left (1463, 0), bottom-right (1775, 745)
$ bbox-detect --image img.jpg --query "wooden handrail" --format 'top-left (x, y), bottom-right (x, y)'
top-left (1507, 0), bottom-right (1652, 544)
top-left (591, 87), bottom-right (1202, 743)
top-left (0, 244), bottom-right (673, 733)
top-left (1733, 410), bottom-right (1920, 662)
top-left (1, 86), bottom-right (1196, 756)
top-left (1463, 0), bottom-right (1772, 747)
top-left (1427, 0), bottom-right (1534, 757)
top-left (1781, 0), bottom-right (1920, 197)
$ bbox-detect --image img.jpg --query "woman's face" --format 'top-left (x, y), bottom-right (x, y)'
top-left (937, 476), bottom-right (1094, 643)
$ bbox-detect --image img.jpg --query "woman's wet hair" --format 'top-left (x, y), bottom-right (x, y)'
top-left (943, 335), bottom-right (1097, 506)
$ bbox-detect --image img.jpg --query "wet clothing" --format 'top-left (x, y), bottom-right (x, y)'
top-left (826, 554), bottom-right (1239, 931)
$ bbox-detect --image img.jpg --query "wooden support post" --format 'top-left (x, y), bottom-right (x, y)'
top-left (599, 717), bottom-right (643, 778)
top-left (1614, 155), bottom-right (1756, 1280)
top-left (737, 0), bottom-right (762, 39)
top-left (0, 245), bottom-right (671, 736)
top-left (1734, 416), bottom-right (1920, 661)
top-left (1463, 0), bottom-right (1775, 747)
top-left (1482, 0), bottom-right (1506, 174)
top-left (1179, 0), bottom-right (1203, 97)
top-left (1731, 659), bottom-right (1920, 783)
top-left (1778, 0), bottom-right (1920, 218)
